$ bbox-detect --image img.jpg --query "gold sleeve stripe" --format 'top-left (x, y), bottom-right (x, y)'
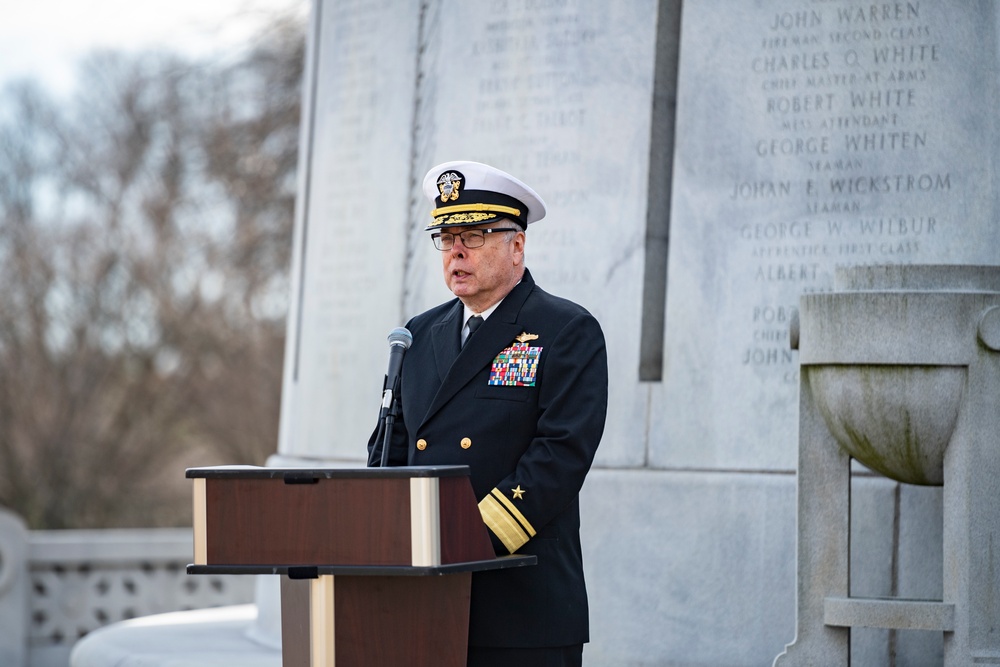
top-left (479, 494), bottom-right (530, 554)
top-left (431, 203), bottom-right (522, 218)
top-left (491, 488), bottom-right (537, 537)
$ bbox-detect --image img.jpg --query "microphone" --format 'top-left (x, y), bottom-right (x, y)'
top-left (381, 327), bottom-right (413, 414)
top-left (374, 327), bottom-right (412, 467)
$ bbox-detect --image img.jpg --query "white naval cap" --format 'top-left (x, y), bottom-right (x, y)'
top-left (421, 160), bottom-right (546, 230)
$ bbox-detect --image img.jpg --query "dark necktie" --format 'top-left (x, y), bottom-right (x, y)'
top-left (464, 315), bottom-right (484, 347)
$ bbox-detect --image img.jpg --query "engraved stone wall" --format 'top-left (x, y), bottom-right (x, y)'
top-left (277, 0), bottom-right (421, 459)
top-left (406, 0), bottom-right (659, 466)
top-left (655, 1), bottom-right (1000, 470)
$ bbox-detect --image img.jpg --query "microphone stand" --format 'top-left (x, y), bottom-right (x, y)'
top-left (367, 418), bottom-right (385, 467)
top-left (377, 374), bottom-right (401, 468)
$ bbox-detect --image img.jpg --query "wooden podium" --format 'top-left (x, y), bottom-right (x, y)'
top-left (186, 465), bottom-right (534, 667)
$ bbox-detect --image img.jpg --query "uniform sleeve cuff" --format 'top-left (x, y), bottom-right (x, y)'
top-left (478, 487), bottom-right (536, 554)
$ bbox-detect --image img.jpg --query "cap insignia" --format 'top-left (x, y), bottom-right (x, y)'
top-left (437, 171), bottom-right (463, 202)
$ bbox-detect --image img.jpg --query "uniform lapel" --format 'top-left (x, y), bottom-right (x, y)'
top-left (419, 271), bottom-right (535, 427)
top-left (430, 300), bottom-right (463, 381)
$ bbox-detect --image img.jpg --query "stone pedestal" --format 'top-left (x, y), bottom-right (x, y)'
top-left (775, 264), bottom-right (1000, 666)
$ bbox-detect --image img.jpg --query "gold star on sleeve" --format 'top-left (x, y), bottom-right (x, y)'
top-left (511, 485), bottom-right (525, 500)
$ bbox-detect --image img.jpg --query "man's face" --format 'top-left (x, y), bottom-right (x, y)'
top-left (437, 222), bottom-right (525, 313)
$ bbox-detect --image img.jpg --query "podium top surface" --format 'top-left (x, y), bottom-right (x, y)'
top-left (186, 464), bottom-right (472, 480)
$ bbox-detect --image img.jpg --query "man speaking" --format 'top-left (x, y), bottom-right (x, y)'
top-left (369, 160), bottom-right (608, 667)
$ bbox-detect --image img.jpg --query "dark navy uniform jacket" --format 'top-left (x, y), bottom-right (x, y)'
top-left (368, 268), bottom-right (608, 648)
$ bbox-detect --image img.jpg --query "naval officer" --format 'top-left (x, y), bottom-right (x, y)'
top-left (369, 160), bottom-right (608, 667)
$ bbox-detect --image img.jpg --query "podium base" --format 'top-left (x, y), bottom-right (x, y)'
top-left (281, 573), bottom-right (470, 667)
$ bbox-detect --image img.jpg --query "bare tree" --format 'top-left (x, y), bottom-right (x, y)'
top-left (0, 13), bottom-right (304, 528)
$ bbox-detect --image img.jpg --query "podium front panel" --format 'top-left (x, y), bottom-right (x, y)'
top-left (203, 477), bottom-right (413, 566)
top-left (190, 466), bottom-right (496, 567)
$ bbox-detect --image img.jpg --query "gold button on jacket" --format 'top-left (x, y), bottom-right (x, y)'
top-left (460, 437), bottom-right (472, 449)
top-left (416, 438), bottom-right (427, 450)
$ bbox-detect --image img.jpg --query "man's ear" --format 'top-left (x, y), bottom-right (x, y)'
top-left (512, 230), bottom-right (526, 264)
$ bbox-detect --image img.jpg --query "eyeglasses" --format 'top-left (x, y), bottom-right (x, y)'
top-left (430, 227), bottom-right (518, 251)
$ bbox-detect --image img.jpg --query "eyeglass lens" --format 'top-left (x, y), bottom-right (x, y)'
top-left (434, 230), bottom-right (486, 249)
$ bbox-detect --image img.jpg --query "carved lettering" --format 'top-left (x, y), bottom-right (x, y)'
top-left (754, 263), bottom-right (821, 281)
top-left (849, 88), bottom-right (916, 108)
top-left (770, 11), bottom-right (822, 30)
top-left (828, 173), bottom-right (950, 194)
top-left (752, 52), bottom-right (831, 72)
top-left (837, 3), bottom-right (921, 23)
top-left (741, 347), bottom-right (796, 366)
top-left (767, 93), bottom-right (836, 113)
top-left (873, 44), bottom-right (939, 64)
top-left (858, 217), bottom-right (937, 235)
top-left (844, 131), bottom-right (926, 150)
top-left (730, 181), bottom-right (793, 199)
top-left (756, 137), bottom-right (830, 156)
top-left (805, 200), bottom-right (861, 214)
top-left (740, 221), bottom-right (813, 239)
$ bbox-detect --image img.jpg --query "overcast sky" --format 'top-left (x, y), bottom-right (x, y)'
top-left (0, 0), bottom-right (308, 95)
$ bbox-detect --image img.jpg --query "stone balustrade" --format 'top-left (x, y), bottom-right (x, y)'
top-left (0, 506), bottom-right (255, 667)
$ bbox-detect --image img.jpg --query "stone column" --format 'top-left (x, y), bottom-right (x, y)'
top-left (0, 508), bottom-right (28, 667)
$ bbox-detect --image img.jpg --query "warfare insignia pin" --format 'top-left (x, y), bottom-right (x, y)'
top-left (515, 332), bottom-right (539, 343)
top-left (437, 171), bottom-right (463, 202)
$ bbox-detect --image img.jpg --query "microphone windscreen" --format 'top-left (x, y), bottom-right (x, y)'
top-left (387, 327), bottom-right (413, 349)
